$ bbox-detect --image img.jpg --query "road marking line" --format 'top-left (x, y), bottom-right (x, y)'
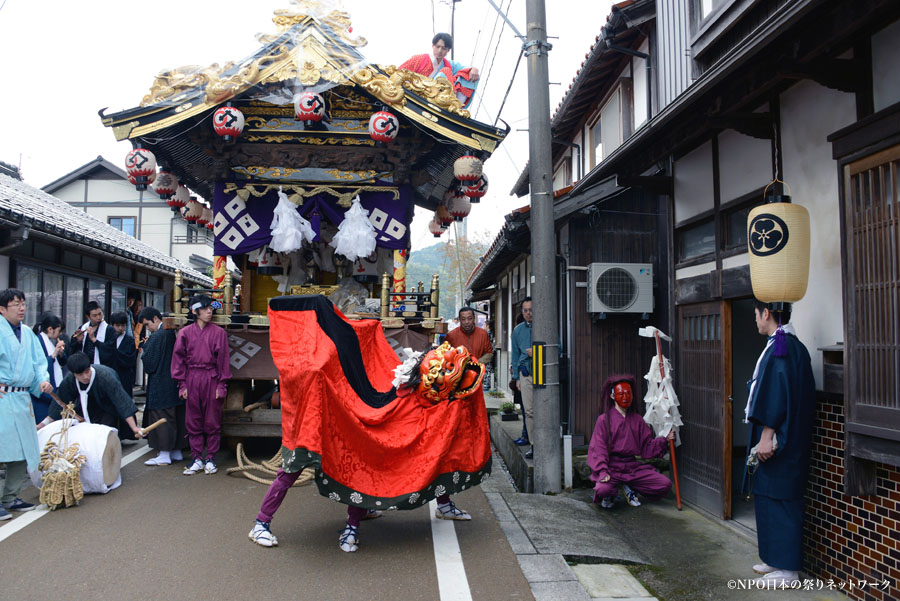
top-left (0, 444), bottom-right (152, 543)
top-left (429, 499), bottom-right (473, 601)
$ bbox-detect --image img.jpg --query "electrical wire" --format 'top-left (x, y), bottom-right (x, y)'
top-left (474, 0), bottom-right (513, 120)
top-left (492, 47), bottom-right (524, 127)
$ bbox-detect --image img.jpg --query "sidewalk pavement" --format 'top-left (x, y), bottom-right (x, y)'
top-left (482, 401), bottom-right (847, 601)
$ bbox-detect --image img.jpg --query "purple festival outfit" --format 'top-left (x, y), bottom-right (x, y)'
top-left (587, 409), bottom-right (672, 502)
top-left (171, 322), bottom-right (232, 459)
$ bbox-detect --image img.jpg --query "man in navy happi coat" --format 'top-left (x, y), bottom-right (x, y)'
top-left (745, 300), bottom-right (815, 587)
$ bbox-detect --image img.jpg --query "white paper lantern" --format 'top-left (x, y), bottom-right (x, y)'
top-left (453, 155), bottom-right (482, 182)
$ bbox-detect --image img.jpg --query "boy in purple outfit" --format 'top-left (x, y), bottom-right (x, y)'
top-left (171, 295), bottom-right (232, 475)
top-left (588, 374), bottom-right (674, 509)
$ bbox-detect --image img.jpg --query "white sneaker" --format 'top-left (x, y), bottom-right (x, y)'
top-left (434, 501), bottom-right (472, 521)
top-left (624, 485), bottom-right (641, 507)
top-left (249, 521), bottom-right (278, 547)
top-left (183, 459), bottom-right (204, 475)
top-left (171, 450), bottom-right (184, 461)
top-left (753, 562), bottom-right (776, 574)
top-left (204, 460), bottom-right (218, 475)
top-left (600, 496), bottom-right (616, 509)
top-left (144, 452), bottom-right (171, 466)
top-left (339, 524), bottom-right (359, 553)
top-left (754, 570), bottom-right (800, 588)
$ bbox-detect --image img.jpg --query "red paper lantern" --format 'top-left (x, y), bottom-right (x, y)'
top-left (128, 170), bottom-right (156, 187)
top-left (463, 173), bottom-right (488, 203)
top-left (184, 199), bottom-right (203, 223)
top-left (428, 219), bottom-right (444, 238)
top-left (213, 106), bottom-right (245, 138)
top-left (152, 171), bottom-right (178, 199)
top-left (125, 148), bottom-right (157, 191)
top-left (197, 206), bottom-right (212, 227)
top-left (448, 190), bottom-right (471, 221)
top-left (294, 92), bottom-right (325, 122)
top-left (436, 204), bottom-right (453, 229)
top-left (368, 111), bottom-right (399, 143)
top-left (169, 185), bottom-right (190, 209)
top-left (453, 155), bottom-right (482, 182)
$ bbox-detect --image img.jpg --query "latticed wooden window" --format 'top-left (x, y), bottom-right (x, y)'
top-left (845, 144), bottom-right (900, 435)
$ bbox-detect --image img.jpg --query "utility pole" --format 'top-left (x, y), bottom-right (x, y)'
top-left (524, 0), bottom-right (561, 493)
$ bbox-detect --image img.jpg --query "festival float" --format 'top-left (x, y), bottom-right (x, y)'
top-left (99, 0), bottom-right (506, 444)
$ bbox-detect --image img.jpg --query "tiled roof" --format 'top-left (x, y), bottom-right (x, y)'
top-left (0, 172), bottom-right (212, 285)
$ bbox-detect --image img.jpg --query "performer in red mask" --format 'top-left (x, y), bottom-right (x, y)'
top-left (587, 374), bottom-right (674, 509)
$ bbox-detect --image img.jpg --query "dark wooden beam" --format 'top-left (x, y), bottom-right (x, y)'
top-left (777, 58), bottom-right (865, 94)
top-left (707, 112), bottom-right (773, 139)
top-left (615, 174), bottom-right (673, 195)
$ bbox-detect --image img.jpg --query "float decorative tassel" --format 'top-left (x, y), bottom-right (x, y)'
top-left (330, 196), bottom-right (376, 262)
top-left (270, 187), bottom-right (315, 254)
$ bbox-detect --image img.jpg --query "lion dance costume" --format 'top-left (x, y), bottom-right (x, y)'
top-left (249, 295), bottom-right (490, 550)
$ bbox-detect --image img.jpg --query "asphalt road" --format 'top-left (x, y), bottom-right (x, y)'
top-left (0, 442), bottom-right (534, 601)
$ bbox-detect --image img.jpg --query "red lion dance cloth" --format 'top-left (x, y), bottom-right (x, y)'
top-left (269, 295), bottom-right (491, 510)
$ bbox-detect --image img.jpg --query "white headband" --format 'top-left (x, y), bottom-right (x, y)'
top-left (191, 302), bottom-right (204, 311)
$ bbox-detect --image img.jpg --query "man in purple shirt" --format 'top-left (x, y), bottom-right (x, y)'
top-left (171, 295), bottom-right (232, 475)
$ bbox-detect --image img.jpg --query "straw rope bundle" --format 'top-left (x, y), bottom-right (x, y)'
top-left (226, 442), bottom-right (314, 487)
top-left (38, 405), bottom-right (87, 510)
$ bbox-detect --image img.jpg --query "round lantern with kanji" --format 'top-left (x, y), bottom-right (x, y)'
top-left (152, 171), bottom-right (178, 199)
top-left (453, 155), bottom-right (483, 182)
top-left (213, 106), bottom-right (245, 139)
top-left (447, 190), bottom-right (471, 221)
top-left (428, 219), bottom-right (444, 238)
top-left (125, 148), bottom-right (157, 191)
top-left (295, 92), bottom-right (325, 122)
top-left (436, 204), bottom-right (453, 229)
top-left (128, 170), bottom-right (156, 187)
top-left (368, 111), bottom-right (399, 143)
top-left (463, 173), bottom-right (488, 203)
top-left (197, 206), bottom-right (212, 227)
top-left (170, 185), bottom-right (190, 210)
top-left (184, 199), bottom-right (203, 223)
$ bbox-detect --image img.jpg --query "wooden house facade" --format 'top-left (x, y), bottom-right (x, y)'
top-left (469, 1), bottom-right (900, 595)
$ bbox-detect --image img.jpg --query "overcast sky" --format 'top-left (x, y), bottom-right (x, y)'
top-left (0, 0), bottom-right (613, 250)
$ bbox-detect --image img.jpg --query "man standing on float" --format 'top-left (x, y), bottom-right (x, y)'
top-left (171, 295), bottom-right (232, 476)
top-left (399, 33), bottom-right (479, 108)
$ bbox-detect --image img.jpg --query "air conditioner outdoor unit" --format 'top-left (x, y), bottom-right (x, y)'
top-left (587, 263), bottom-right (653, 314)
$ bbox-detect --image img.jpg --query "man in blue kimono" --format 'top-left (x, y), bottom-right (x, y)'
top-left (0, 289), bottom-right (52, 520)
top-left (106, 311), bottom-right (136, 396)
top-left (746, 300), bottom-right (815, 587)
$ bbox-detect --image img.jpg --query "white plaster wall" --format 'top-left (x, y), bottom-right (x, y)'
top-left (633, 39), bottom-right (649, 129)
top-left (600, 87), bottom-right (622, 161)
top-left (51, 181), bottom-right (86, 204)
top-left (718, 129), bottom-right (772, 202)
top-left (872, 18), bottom-right (900, 112)
top-left (674, 141), bottom-right (714, 223)
top-left (779, 79), bottom-right (856, 388)
top-left (722, 253), bottom-right (749, 270)
top-left (88, 178), bottom-right (143, 202)
top-left (675, 260), bottom-right (715, 281)
top-left (0, 255), bottom-right (9, 287)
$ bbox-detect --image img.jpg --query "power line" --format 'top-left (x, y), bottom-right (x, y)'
top-left (493, 46), bottom-right (524, 127)
top-left (474, 0), bottom-right (513, 119)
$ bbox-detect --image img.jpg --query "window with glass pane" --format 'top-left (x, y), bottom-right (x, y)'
top-left (678, 220), bottom-right (716, 262)
top-left (65, 276), bottom-right (85, 335)
top-left (725, 206), bottom-right (751, 250)
top-left (111, 284), bottom-right (127, 314)
top-left (15, 264), bottom-right (41, 328)
top-left (89, 279), bottom-right (107, 314)
top-left (591, 119), bottom-right (602, 168)
top-left (109, 217), bottom-right (136, 237)
top-left (43, 272), bottom-right (64, 320)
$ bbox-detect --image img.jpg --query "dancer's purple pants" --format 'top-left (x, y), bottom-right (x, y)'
top-left (184, 370), bottom-right (223, 460)
top-left (593, 468), bottom-right (672, 500)
top-left (257, 469), bottom-right (452, 524)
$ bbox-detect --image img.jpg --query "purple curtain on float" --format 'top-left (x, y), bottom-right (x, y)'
top-left (213, 182), bottom-right (411, 256)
